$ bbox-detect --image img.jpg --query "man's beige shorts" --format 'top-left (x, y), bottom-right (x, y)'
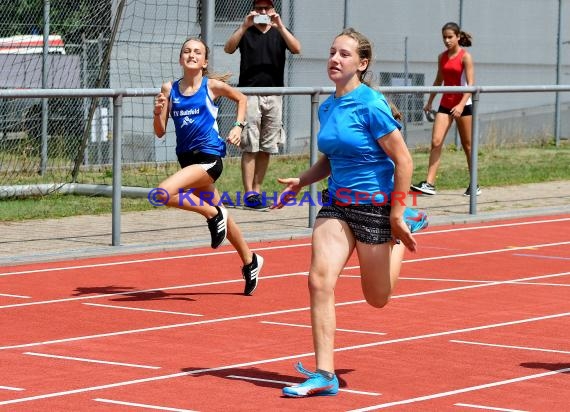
top-left (240, 95), bottom-right (285, 154)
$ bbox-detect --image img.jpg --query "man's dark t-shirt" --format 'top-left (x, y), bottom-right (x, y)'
top-left (237, 26), bottom-right (291, 87)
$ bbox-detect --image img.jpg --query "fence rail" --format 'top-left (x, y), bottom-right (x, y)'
top-left (1, 84), bottom-right (569, 246)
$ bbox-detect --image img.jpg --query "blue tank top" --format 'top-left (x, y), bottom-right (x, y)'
top-left (169, 77), bottom-right (226, 157)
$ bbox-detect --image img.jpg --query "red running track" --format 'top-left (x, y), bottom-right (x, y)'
top-left (0, 214), bottom-right (569, 411)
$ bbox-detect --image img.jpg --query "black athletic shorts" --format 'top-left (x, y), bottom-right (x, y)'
top-left (316, 189), bottom-right (393, 244)
top-left (177, 151), bottom-right (223, 182)
top-left (438, 104), bottom-right (473, 117)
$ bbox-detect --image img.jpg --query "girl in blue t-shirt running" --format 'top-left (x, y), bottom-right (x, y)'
top-left (273, 28), bottom-right (428, 397)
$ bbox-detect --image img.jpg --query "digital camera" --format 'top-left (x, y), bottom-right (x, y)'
top-left (253, 14), bottom-right (271, 24)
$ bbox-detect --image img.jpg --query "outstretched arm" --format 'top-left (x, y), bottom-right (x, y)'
top-left (153, 81), bottom-right (172, 138)
top-left (271, 155), bottom-right (330, 209)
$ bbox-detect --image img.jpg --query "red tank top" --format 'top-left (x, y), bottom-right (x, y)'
top-left (439, 48), bottom-right (469, 109)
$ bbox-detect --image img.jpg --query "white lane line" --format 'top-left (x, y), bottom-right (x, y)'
top-left (347, 367), bottom-right (570, 411)
top-left (261, 321), bottom-right (386, 335)
top-left (513, 253), bottom-right (570, 260)
top-left (24, 352), bottom-right (161, 369)
top-left (343, 275), bottom-right (494, 283)
top-left (1, 271), bottom-right (568, 350)
top-left (329, 312), bottom-right (570, 355)
top-left (415, 217), bottom-right (570, 235)
top-left (93, 398), bottom-right (196, 411)
top-left (404, 241), bottom-right (570, 264)
top-left (226, 374), bottom-right (381, 396)
top-left (0, 245), bottom-right (310, 276)
top-left (399, 277), bottom-right (493, 283)
top-left (1, 311), bottom-right (568, 407)
top-left (0, 272), bottom-right (305, 310)
top-left (2, 247), bottom-right (568, 313)
top-left (454, 402), bottom-right (528, 412)
top-left (0, 385), bottom-right (24, 391)
top-left (507, 281), bottom-right (570, 287)
top-left (387, 272), bottom-right (570, 301)
top-left (0, 304), bottom-right (311, 350)
top-left (83, 303), bottom-right (203, 317)
top-left (1, 216), bottom-right (568, 277)
top-left (0, 355), bottom-right (317, 407)
top-left (449, 340), bottom-right (570, 355)
top-left (0, 293), bottom-right (30, 298)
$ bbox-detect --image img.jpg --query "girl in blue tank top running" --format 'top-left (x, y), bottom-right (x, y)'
top-left (152, 37), bottom-right (263, 296)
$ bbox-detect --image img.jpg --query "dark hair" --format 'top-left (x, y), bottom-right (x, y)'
top-left (335, 27), bottom-right (374, 85)
top-left (180, 37), bottom-right (231, 82)
top-left (442, 22), bottom-right (473, 47)
top-left (253, 0), bottom-right (274, 7)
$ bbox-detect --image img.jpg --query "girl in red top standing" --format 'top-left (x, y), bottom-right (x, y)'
top-left (411, 22), bottom-right (479, 196)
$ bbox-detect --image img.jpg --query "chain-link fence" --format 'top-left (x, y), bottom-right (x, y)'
top-left (1, 0), bottom-right (569, 200)
top-left (0, 0), bottom-right (112, 190)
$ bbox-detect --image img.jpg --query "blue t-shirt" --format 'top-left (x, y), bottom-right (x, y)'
top-left (318, 84), bottom-right (401, 205)
top-left (170, 77), bottom-right (226, 157)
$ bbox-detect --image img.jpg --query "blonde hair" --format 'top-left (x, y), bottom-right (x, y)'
top-left (180, 37), bottom-right (232, 82)
top-left (335, 28), bottom-right (374, 86)
top-left (388, 101), bottom-right (402, 121)
top-left (337, 29), bottom-right (402, 120)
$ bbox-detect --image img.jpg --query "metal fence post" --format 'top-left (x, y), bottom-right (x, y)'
top-left (308, 92), bottom-right (320, 228)
top-left (40, 0), bottom-right (50, 176)
top-left (112, 95), bottom-right (123, 246)
top-left (201, 0), bottom-right (215, 68)
top-left (469, 89), bottom-right (480, 215)
top-left (554, 0), bottom-right (563, 147)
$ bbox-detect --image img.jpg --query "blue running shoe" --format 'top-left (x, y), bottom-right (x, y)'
top-left (403, 208), bottom-right (429, 233)
top-left (282, 362), bottom-right (339, 397)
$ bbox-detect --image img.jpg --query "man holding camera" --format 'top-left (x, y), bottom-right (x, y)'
top-left (224, 0), bottom-right (301, 210)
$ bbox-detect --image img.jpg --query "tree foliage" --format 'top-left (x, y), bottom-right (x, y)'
top-left (0, 0), bottom-right (110, 44)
